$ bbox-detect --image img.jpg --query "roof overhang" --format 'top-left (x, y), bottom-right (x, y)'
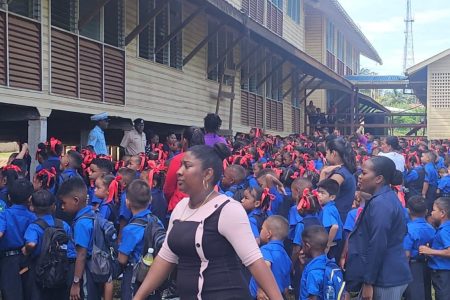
top-left (345, 75), bottom-right (410, 89)
top-left (195, 0), bottom-right (354, 91)
top-left (358, 93), bottom-right (390, 113)
top-left (406, 48), bottom-right (450, 75)
top-left (305, 0), bottom-right (382, 64)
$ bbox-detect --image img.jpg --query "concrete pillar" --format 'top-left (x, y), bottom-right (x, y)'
top-left (28, 108), bottom-right (51, 178)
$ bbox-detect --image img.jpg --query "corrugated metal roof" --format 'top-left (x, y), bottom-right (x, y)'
top-left (345, 75), bottom-right (408, 81)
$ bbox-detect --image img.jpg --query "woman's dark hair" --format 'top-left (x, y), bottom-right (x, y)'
top-left (189, 144), bottom-right (231, 184)
top-left (370, 156), bottom-right (403, 186)
top-left (182, 126), bottom-right (205, 148)
top-left (37, 143), bottom-right (48, 161)
top-left (385, 136), bottom-right (401, 151)
top-left (326, 137), bottom-right (356, 173)
top-left (203, 113), bottom-right (222, 134)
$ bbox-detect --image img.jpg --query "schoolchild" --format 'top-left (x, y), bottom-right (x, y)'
top-left (57, 177), bottom-right (97, 300)
top-left (87, 157), bottom-right (114, 205)
top-left (140, 167), bottom-right (168, 228)
top-left (437, 167), bottom-right (450, 197)
top-left (59, 150), bottom-right (83, 186)
top-left (118, 180), bottom-right (164, 300)
top-left (421, 151), bottom-right (439, 212)
top-left (127, 155), bottom-right (146, 178)
top-left (403, 196), bottom-right (436, 300)
top-left (248, 162), bottom-right (263, 189)
top-left (33, 167), bottom-right (57, 195)
top-left (343, 191), bottom-right (370, 236)
top-left (257, 169), bottom-right (287, 216)
top-left (36, 139), bottom-right (63, 173)
top-left (289, 178), bottom-right (313, 243)
top-left (248, 215), bottom-right (291, 299)
top-left (317, 179), bottom-right (343, 261)
top-left (117, 167), bottom-right (137, 237)
top-left (241, 186), bottom-right (271, 245)
top-left (404, 152), bottom-right (425, 200)
top-left (220, 164), bottom-right (248, 201)
top-left (0, 179), bottom-right (36, 300)
top-left (419, 197), bottom-right (450, 300)
top-left (0, 165), bottom-right (20, 211)
top-left (23, 190), bottom-right (74, 300)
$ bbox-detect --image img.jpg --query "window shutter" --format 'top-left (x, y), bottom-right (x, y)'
top-left (0, 11), bottom-right (6, 86)
top-left (79, 38), bottom-right (102, 101)
top-left (51, 28), bottom-right (78, 97)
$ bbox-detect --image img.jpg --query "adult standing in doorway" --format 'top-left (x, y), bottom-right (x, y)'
top-left (120, 118), bottom-right (147, 155)
top-left (203, 113), bottom-right (226, 147)
top-left (87, 112), bottom-right (109, 155)
top-left (306, 101), bottom-right (317, 134)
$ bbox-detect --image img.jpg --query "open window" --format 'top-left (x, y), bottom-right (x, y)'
top-left (8, 0), bottom-right (40, 20)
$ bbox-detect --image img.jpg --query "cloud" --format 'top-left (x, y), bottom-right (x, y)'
top-left (414, 9), bottom-right (450, 24)
top-left (357, 16), bottom-right (404, 35)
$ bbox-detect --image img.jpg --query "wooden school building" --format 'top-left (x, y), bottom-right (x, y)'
top-left (0, 0), bottom-right (383, 157)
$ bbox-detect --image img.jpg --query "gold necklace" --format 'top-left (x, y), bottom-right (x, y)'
top-left (179, 190), bottom-right (215, 222)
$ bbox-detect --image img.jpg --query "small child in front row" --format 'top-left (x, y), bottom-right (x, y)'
top-left (437, 167), bottom-right (450, 198)
top-left (403, 196), bottom-right (436, 300)
top-left (23, 190), bottom-right (74, 300)
top-left (0, 179), bottom-right (36, 300)
top-left (141, 168), bottom-right (168, 228)
top-left (317, 179), bottom-right (343, 261)
top-left (249, 215), bottom-right (291, 299)
top-left (118, 167), bottom-right (137, 239)
top-left (93, 174), bottom-right (119, 224)
top-left (241, 186), bottom-right (270, 245)
top-left (419, 197), bottom-right (450, 300)
top-left (118, 180), bottom-right (164, 300)
top-left (220, 164), bottom-right (247, 201)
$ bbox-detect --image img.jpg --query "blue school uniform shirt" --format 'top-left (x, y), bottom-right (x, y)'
top-left (438, 175), bottom-right (450, 195)
top-left (344, 208), bottom-right (358, 232)
top-left (119, 190), bottom-right (132, 222)
top-left (0, 204), bottom-right (36, 250)
top-left (42, 156), bottom-right (61, 172)
top-left (248, 207), bottom-right (265, 238)
top-left (424, 162), bottom-right (438, 187)
top-left (268, 187), bottom-right (284, 216)
top-left (247, 175), bottom-right (259, 189)
top-left (87, 186), bottom-right (103, 205)
top-left (288, 205), bottom-right (302, 240)
top-left (367, 141), bottom-right (373, 155)
top-left (436, 156), bottom-right (445, 170)
top-left (118, 209), bottom-right (153, 263)
top-left (59, 168), bottom-right (82, 187)
top-left (314, 159), bottom-right (324, 171)
top-left (0, 187), bottom-right (7, 213)
top-left (403, 217), bottom-right (435, 259)
top-left (98, 201), bottom-right (113, 221)
top-left (331, 166), bottom-right (356, 222)
top-left (319, 201), bottom-right (343, 241)
top-left (72, 205), bottom-right (94, 255)
top-left (293, 214), bottom-right (321, 246)
top-left (300, 254), bottom-right (327, 300)
top-left (221, 182), bottom-right (247, 199)
top-left (405, 167), bottom-right (422, 183)
top-left (249, 240), bottom-right (291, 298)
top-left (24, 214), bottom-right (75, 258)
top-left (428, 220), bottom-right (450, 270)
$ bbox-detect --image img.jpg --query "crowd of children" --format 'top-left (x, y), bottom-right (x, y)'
top-left (0, 127), bottom-right (449, 300)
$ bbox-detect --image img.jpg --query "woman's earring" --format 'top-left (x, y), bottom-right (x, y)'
top-left (203, 178), bottom-right (208, 190)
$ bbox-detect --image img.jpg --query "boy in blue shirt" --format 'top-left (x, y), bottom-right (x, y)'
top-left (57, 177), bottom-right (96, 300)
top-left (23, 189), bottom-right (74, 299)
top-left (437, 167), bottom-right (450, 197)
top-left (249, 215), bottom-right (291, 299)
top-left (317, 179), bottom-right (343, 261)
top-left (59, 150), bottom-right (83, 185)
top-left (419, 197), bottom-right (450, 300)
top-left (87, 158), bottom-right (114, 205)
top-left (299, 225), bottom-right (330, 300)
top-left (220, 164), bottom-right (247, 201)
top-left (403, 196), bottom-right (436, 300)
top-left (117, 167), bottom-right (137, 239)
top-left (0, 179), bottom-right (36, 300)
top-left (421, 151), bottom-right (439, 212)
top-left (118, 180), bottom-right (164, 300)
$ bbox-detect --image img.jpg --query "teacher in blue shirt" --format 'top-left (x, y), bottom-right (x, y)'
top-left (345, 156), bottom-right (412, 299)
top-left (87, 112), bottom-right (109, 155)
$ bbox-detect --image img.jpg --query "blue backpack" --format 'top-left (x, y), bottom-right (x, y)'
top-left (322, 259), bottom-right (346, 300)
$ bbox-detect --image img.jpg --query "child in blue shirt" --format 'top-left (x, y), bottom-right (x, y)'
top-left (317, 179), bottom-right (343, 261)
top-left (299, 225), bottom-right (332, 300)
top-left (248, 162), bottom-right (263, 189)
top-left (437, 167), bottom-right (450, 197)
top-left (289, 178), bottom-right (313, 243)
top-left (249, 215), bottom-right (291, 299)
top-left (0, 166), bottom-right (20, 211)
top-left (257, 169), bottom-right (286, 216)
top-left (140, 168), bottom-right (168, 228)
top-left (93, 174), bottom-right (119, 223)
top-left (117, 167), bottom-right (137, 238)
top-left (33, 167), bottom-right (57, 195)
top-left (59, 150), bottom-right (83, 186)
top-left (23, 190), bottom-right (74, 299)
top-left (419, 197), bottom-right (450, 299)
top-left (0, 179), bottom-right (36, 300)
top-left (220, 164), bottom-right (248, 200)
top-left (87, 158), bottom-right (114, 205)
top-left (57, 177), bottom-right (95, 300)
top-left (118, 180), bottom-right (164, 300)
top-left (421, 151), bottom-right (439, 212)
top-left (403, 196), bottom-right (436, 300)
top-left (404, 153), bottom-right (425, 200)
top-left (241, 186), bottom-right (270, 245)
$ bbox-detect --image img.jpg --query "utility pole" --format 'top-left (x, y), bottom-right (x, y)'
top-left (403, 0), bottom-right (415, 73)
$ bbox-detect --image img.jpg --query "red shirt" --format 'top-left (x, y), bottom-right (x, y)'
top-left (163, 153), bottom-right (188, 212)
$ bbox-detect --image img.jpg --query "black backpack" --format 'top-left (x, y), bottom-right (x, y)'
top-left (34, 218), bottom-right (69, 289)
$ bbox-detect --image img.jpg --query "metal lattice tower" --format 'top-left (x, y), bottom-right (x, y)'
top-left (403, 0), bottom-right (415, 72)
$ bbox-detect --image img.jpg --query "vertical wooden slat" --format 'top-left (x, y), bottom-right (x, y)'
top-left (104, 46), bottom-right (125, 104)
top-left (79, 38), bottom-right (102, 101)
top-left (241, 91), bottom-right (249, 126)
top-left (0, 11), bottom-right (6, 86)
top-left (51, 28), bottom-right (78, 97)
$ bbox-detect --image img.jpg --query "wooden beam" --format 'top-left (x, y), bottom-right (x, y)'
top-left (273, 68), bottom-right (295, 93)
top-left (125, 0), bottom-right (174, 46)
top-left (154, 5), bottom-right (205, 54)
top-left (78, 0), bottom-right (112, 30)
top-left (207, 32), bottom-right (246, 73)
top-left (183, 21), bottom-right (226, 66)
top-left (299, 80), bottom-right (323, 104)
top-left (235, 43), bottom-right (260, 70)
top-left (255, 58), bottom-right (286, 89)
top-left (282, 73), bottom-right (307, 99)
top-left (241, 51), bottom-right (270, 82)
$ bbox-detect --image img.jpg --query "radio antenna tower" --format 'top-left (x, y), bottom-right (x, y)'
top-left (403, 0), bottom-right (415, 72)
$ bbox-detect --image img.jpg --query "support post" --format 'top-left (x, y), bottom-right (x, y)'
top-left (28, 116), bottom-right (50, 178)
top-left (274, 68), bottom-right (295, 96)
top-left (350, 89), bottom-right (357, 134)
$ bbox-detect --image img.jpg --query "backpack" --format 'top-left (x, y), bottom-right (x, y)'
top-left (80, 211), bottom-right (119, 283)
top-left (252, 211), bottom-right (268, 234)
top-left (322, 259), bottom-right (346, 300)
top-left (130, 214), bottom-right (166, 283)
top-left (34, 218), bottom-right (69, 289)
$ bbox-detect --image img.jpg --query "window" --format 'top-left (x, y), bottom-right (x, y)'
top-left (337, 31), bottom-right (344, 61)
top-left (326, 20), bottom-right (335, 53)
top-left (51, 0), bottom-right (76, 31)
top-left (8, 0), bottom-right (40, 20)
top-left (207, 21), bottom-right (234, 83)
top-left (266, 56), bottom-right (283, 101)
top-left (345, 41), bottom-right (352, 66)
top-left (267, 1), bottom-right (283, 35)
top-left (269, 0), bottom-right (283, 9)
top-left (79, 0), bottom-right (101, 40)
top-left (241, 42), bottom-right (264, 96)
top-left (139, 0), bottom-right (182, 69)
top-left (287, 0), bottom-right (300, 24)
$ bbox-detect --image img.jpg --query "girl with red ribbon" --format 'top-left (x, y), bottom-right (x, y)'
top-left (93, 174), bottom-right (120, 223)
top-left (0, 165), bottom-right (21, 210)
top-left (33, 167), bottom-right (57, 194)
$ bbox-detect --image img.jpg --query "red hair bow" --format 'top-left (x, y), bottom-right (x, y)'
top-left (223, 159), bottom-right (229, 171)
top-left (107, 175), bottom-right (122, 204)
top-left (306, 160), bottom-right (317, 173)
top-left (36, 167), bottom-right (56, 187)
top-left (262, 187), bottom-right (275, 210)
top-left (297, 188), bottom-right (312, 211)
top-left (48, 137), bottom-right (61, 153)
top-left (2, 164), bottom-right (22, 172)
top-left (139, 153), bottom-right (147, 172)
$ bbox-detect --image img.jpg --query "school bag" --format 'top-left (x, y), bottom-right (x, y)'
top-left (81, 211), bottom-right (119, 283)
top-left (252, 211), bottom-right (268, 234)
top-left (34, 218), bottom-right (70, 289)
top-left (130, 214), bottom-right (166, 283)
top-left (322, 259), bottom-right (346, 300)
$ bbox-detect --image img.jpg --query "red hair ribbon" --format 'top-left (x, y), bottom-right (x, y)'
top-left (36, 167), bottom-right (56, 187)
top-left (106, 175), bottom-right (122, 204)
top-left (254, 128), bottom-right (262, 138)
top-left (285, 145), bottom-right (294, 152)
top-left (261, 187), bottom-right (275, 210)
top-left (48, 137), bottom-right (61, 153)
top-left (406, 151), bottom-right (420, 169)
top-left (297, 188), bottom-right (312, 211)
top-left (223, 159), bottom-right (229, 171)
top-left (306, 160), bottom-right (317, 173)
top-left (257, 148), bottom-right (265, 159)
top-left (139, 153), bottom-right (147, 172)
top-left (2, 164), bottom-right (22, 172)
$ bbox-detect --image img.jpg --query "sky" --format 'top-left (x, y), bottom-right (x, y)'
top-left (339, 0), bottom-right (450, 75)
